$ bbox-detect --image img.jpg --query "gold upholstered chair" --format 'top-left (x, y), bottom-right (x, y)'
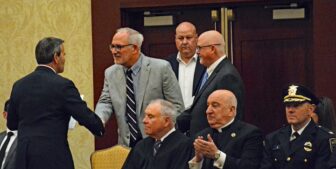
top-left (90, 144), bottom-right (131, 169)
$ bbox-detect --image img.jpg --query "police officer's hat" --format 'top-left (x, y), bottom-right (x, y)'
top-left (283, 84), bottom-right (320, 105)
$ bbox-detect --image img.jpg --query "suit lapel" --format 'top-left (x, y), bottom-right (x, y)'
top-left (170, 56), bottom-right (179, 79)
top-left (136, 56), bottom-right (150, 114)
top-left (193, 58), bottom-right (227, 103)
top-left (3, 138), bottom-right (17, 168)
top-left (192, 57), bottom-right (205, 96)
top-left (115, 66), bottom-right (126, 111)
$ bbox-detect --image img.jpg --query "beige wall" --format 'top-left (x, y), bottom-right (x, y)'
top-left (0, 0), bottom-right (95, 168)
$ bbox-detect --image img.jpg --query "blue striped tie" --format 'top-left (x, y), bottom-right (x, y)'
top-left (126, 69), bottom-right (142, 147)
top-left (199, 72), bottom-right (209, 91)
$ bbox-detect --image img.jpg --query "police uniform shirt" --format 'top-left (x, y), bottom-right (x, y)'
top-left (260, 120), bottom-right (336, 169)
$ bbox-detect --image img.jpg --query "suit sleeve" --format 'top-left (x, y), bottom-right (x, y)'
top-left (314, 136), bottom-right (335, 169)
top-left (161, 62), bottom-right (185, 114)
top-left (63, 80), bottom-right (104, 136)
top-left (94, 70), bottom-right (114, 123)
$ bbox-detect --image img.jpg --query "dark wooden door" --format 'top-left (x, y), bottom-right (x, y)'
top-left (232, 3), bottom-right (313, 134)
top-left (122, 7), bottom-right (221, 59)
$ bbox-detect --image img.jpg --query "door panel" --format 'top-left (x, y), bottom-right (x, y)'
top-left (233, 3), bottom-right (312, 134)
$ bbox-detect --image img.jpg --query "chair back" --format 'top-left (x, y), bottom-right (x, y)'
top-left (91, 145), bottom-right (130, 169)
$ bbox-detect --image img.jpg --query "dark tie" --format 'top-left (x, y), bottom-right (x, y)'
top-left (126, 69), bottom-right (142, 147)
top-left (199, 72), bottom-right (208, 91)
top-left (290, 132), bottom-right (300, 141)
top-left (153, 140), bottom-right (162, 156)
top-left (289, 132), bottom-right (300, 148)
top-left (0, 132), bottom-right (14, 167)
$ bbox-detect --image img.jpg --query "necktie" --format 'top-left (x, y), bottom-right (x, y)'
top-left (0, 132), bottom-right (14, 167)
top-left (153, 140), bottom-right (162, 156)
top-left (289, 132), bottom-right (300, 148)
top-left (290, 132), bottom-right (300, 142)
top-left (199, 72), bottom-right (208, 91)
top-left (126, 69), bottom-right (142, 147)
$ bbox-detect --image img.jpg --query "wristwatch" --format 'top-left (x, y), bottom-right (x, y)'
top-left (214, 150), bottom-right (221, 160)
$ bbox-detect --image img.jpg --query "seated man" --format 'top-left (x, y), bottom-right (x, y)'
top-left (122, 99), bottom-right (193, 169)
top-left (0, 100), bottom-right (17, 169)
top-left (260, 84), bottom-right (336, 169)
top-left (189, 90), bottom-right (263, 169)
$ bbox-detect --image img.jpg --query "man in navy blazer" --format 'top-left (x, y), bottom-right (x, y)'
top-left (7, 37), bottom-right (105, 169)
top-left (177, 30), bottom-right (245, 137)
top-left (0, 100), bottom-right (17, 169)
top-left (166, 22), bottom-right (205, 109)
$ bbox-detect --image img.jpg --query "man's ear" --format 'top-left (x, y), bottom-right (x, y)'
top-left (53, 53), bottom-right (59, 64)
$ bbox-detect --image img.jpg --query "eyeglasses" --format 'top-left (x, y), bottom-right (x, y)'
top-left (196, 44), bottom-right (221, 51)
top-left (109, 44), bottom-right (134, 51)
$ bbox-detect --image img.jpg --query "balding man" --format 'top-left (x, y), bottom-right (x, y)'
top-left (177, 30), bottom-right (245, 137)
top-left (189, 90), bottom-right (263, 169)
top-left (167, 22), bottom-right (205, 109)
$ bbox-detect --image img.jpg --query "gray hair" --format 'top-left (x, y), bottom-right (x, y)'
top-left (35, 37), bottom-right (64, 64)
top-left (116, 27), bottom-right (144, 49)
top-left (149, 99), bottom-right (177, 124)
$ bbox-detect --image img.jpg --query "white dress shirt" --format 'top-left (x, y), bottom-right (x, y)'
top-left (177, 53), bottom-right (198, 109)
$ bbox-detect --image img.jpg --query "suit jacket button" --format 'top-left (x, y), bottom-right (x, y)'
top-left (304, 158), bottom-right (308, 163)
top-left (287, 157), bottom-right (291, 161)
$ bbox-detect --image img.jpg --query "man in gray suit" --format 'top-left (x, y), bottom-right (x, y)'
top-left (95, 27), bottom-right (184, 147)
top-left (0, 100), bottom-right (16, 169)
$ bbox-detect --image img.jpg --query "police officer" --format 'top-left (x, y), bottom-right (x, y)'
top-left (260, 84), bottom-right (336, 169)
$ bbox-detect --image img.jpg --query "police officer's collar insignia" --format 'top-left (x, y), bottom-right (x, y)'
top-left (288, 85), bottom-right (298, 96)
top-left (231, 132), bottom-right (236, 138)
top-left (304, 141), bottom-right (312, 152)
top-left (329, 138), bottom-right (336, 152)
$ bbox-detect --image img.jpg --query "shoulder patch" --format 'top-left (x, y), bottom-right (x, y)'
top-left (330, 138), bottom-right (336, 152)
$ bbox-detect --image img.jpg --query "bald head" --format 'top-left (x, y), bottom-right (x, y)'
top-left (206, 90), bottom-right (237, 129)
top-left (176, 22), bottom-right (197, 34)
top-left (197, 30), bottom-right (226, 67)
top-left (175, 22), bottom-right (198, 62)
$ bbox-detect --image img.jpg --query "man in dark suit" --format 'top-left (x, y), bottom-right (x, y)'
top-left (189, 90), bottom-right (263, 169)
top-left (259, 84), bottom-right (336, 169)
top-left (0, 100), bottom-right (17, 169)
top-left (7, 37), bottom-right (105, 169)
top-left (122, 99), bottom-right (193, 169)
top-left (95, 27), bottom-right (184, 147)
top-left (166, 22), bottom-right (205, 109)
top-left (177, 30), bottom-right (245, 137)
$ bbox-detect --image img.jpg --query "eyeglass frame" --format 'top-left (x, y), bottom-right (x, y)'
top-left (109, 44), bottom-right (134, 51)
top-left (196, 43), bottom-right (221, 52)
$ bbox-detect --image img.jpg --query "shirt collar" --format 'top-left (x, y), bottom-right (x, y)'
top-left (123, 53), bottom-right (143, 75)
top-left (38, 64), bottom-right (57, 73)
top-left (206, 55), bottom-right (227, 76)
top-left (216, 118), bottom-right (234, 133)
top-left (6, 128), bottom-right (18, 136)
top-left (176, 52), bottom-right (198, 65)
top-left (291, 119), bottom-right (311, 135)
top-left (158, 127), bottom-right (176, 142)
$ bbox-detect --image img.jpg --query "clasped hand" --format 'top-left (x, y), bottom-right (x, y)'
top-left (193, 134), bottom-right (218, 162)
